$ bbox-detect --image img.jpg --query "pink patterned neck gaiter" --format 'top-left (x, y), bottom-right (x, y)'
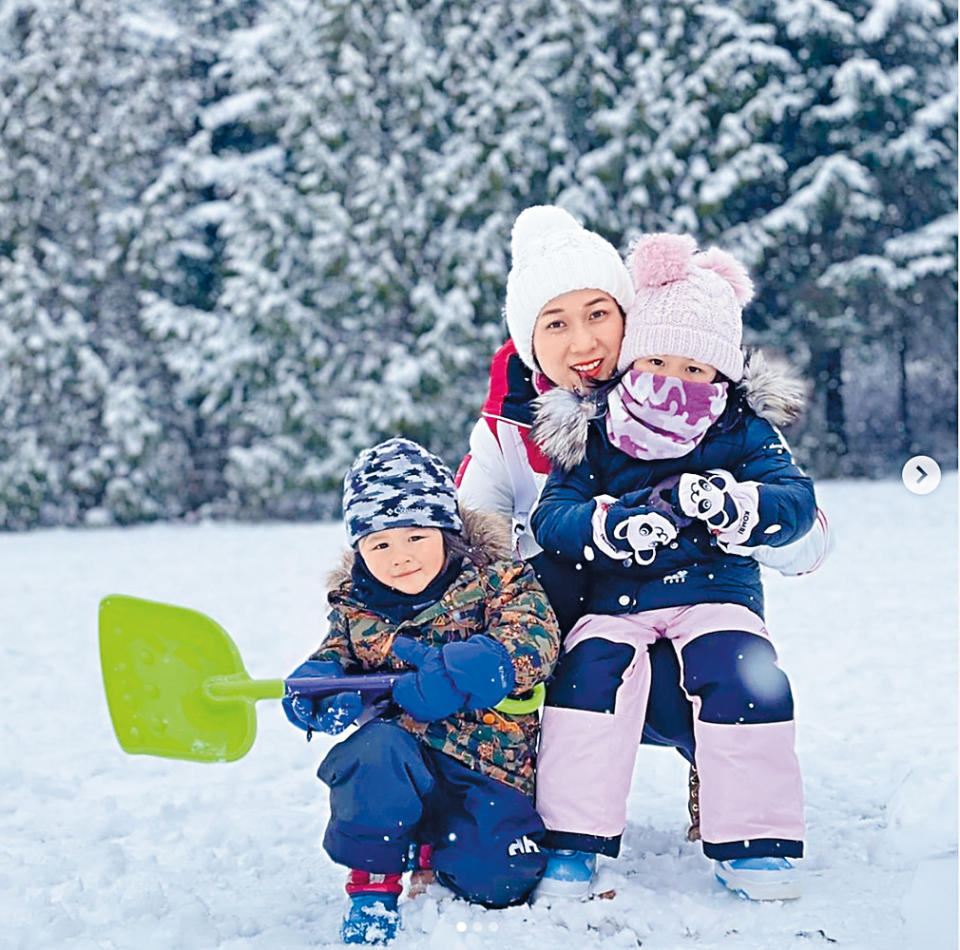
top-left (605, 371), bottom-right (728, 460)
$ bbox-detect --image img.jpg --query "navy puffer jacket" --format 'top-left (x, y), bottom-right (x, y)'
top-left (530, 352), bottom-right (817, 619)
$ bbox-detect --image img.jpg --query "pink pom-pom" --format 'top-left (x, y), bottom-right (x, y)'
top-left (628, 232), bottom-right (698, 288)
top-left (695, 247), bottom-right (754, 304)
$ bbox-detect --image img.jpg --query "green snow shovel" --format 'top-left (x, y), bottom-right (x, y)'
top-left (98, 594), bottom-right (544, 764)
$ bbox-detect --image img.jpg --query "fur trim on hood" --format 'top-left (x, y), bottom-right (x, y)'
top-left (739, 348), bottom-right (807, 428)
top-left (529, 386), bottom-right (602, 472)
top-left (325, 506), bottom-right (513, 590)
top-left (531, 347), bottom-right (808, 470)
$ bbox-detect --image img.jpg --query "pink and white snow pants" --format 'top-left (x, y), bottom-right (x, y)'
top-left (535, 603), bottom-right (804, 854)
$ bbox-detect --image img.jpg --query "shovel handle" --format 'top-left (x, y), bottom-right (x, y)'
top-left (283, 673), bottom-right (545, 716)
top-left (284, 673), bottom-right (398, 698)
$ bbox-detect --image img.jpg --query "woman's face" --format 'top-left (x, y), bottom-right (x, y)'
top-left (531, 289), bottom-right (624, 390)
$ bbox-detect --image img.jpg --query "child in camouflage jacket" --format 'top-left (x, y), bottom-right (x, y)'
top-left (283, 438), bottom-right (559, 944)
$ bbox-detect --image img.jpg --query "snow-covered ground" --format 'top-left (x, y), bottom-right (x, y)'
top-left (3, 475), bottom-right (957, 950)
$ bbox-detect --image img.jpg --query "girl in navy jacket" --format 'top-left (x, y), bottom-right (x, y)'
top-left (530, 233), bottom-right (816, 902)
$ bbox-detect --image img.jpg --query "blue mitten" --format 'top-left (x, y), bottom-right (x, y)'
top-left (282, 660), bottom-right (362, 736)
top-left (292, 691), bottom-right (364, 735)
top-left (391, 637), bottom-right (465, 722)
top-left (391, 635), bottom-right (516, 721)
top-left (441, 636), bottom-right (515, 710)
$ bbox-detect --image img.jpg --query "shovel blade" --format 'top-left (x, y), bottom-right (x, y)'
top-left (99, 595), bottom-right (259, 763)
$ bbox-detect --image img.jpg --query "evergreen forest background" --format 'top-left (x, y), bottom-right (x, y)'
top-left (1, 0), bottom-right (956, 529)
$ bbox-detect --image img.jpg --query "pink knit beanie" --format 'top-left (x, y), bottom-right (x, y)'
top-left (620, 233), bottom-right (754, 381)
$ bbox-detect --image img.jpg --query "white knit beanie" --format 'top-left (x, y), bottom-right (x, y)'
top-left (620, 233), bottom-right (754, 381)
top-left (505, 206), bottom-right (635, 371)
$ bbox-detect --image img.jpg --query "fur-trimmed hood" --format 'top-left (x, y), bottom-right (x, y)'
top-left (531, 347), bottom-right (808, 470)
top-left (325, 506), bottom-right (513, 590)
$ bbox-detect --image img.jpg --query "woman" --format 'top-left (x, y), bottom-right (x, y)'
top-left (456, 206), bottom-right (830, 841)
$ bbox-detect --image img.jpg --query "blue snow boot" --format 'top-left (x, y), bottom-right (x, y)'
top-left (714, 856), bottom-right (800, 901)
top-left (532, 848), bottom-right (597, 901)
top-left (341, 871), bottom-right (402, 944)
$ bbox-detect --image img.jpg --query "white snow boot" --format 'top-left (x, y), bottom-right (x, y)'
top-left (532, 848), bottom-right (597, 901)
top-left (714, 856), bottom-right (801, 900)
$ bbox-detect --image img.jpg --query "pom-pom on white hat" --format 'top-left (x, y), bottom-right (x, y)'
top-left (620, 233), bottom-right (754, 381)
top-left (505, 205), bottom-right (635, 371)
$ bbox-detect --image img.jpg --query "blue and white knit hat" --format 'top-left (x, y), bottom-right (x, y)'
top-left (342, 438), bottom-right (462, 546)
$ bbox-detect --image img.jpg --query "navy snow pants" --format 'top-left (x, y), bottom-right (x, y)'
top-left (318, 720), bottom-right (546, 908)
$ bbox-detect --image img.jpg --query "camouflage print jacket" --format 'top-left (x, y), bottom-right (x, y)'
top-left (309, 510), bottom-right (560, 799)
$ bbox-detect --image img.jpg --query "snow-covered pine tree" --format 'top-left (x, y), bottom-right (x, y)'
top-left (616, 0), bottom-right (957, 475)
top-left (173, 0), bottom-right (652, 516)
top-left (126, 0), bottom-right (304, 519)
top-left (616, 1), bottom-right (804, 239)
top-left (0, 0), bottom-right (200, 526)
top-left (757, 0), bottom-right (958, 474)
top-left (156, 0), bottom-right (455, 518)
top-left (0, 248), bottom-right (96, 528)
top-left (809, 0), bottom-right (958, 470)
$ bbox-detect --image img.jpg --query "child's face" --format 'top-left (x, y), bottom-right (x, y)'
top-left (631, 354), bottom-right (718, 383)
top-left (357, 527), bottom-right (446, 595)
top-left (532, 289), bottom-right (624, 389)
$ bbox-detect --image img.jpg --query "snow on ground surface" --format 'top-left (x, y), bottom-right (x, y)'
top-left (2, 475), bottom-right (957, 950)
